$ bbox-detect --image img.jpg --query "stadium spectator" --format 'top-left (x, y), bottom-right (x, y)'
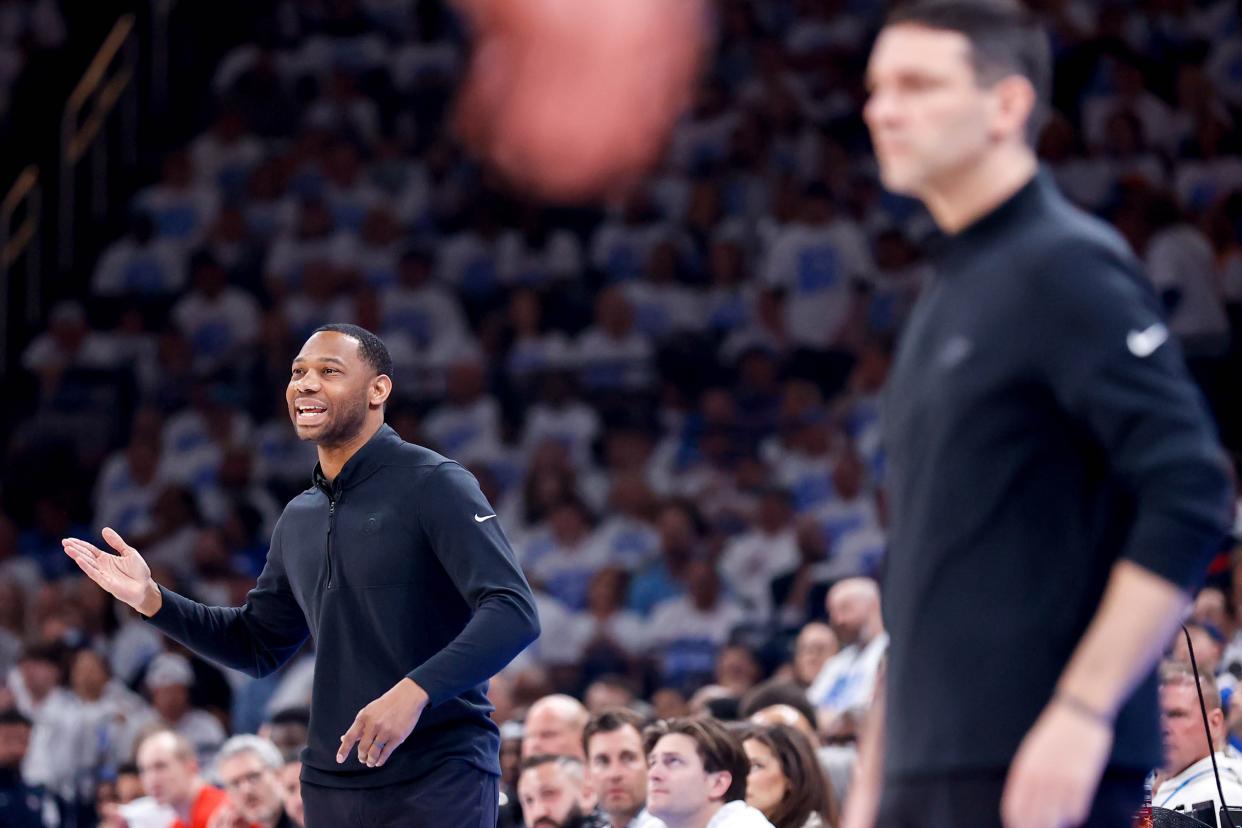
top-left (517, 754), bottom-right (606, 828)
top-left (643, 717), bottom-right (773, 827)
top-left (144, 653), bottom-right (227, 767)
top-left (741, 724), bottom-right (836, 828)
top-left (523, 694), bottom-right (590, 761)
top-left (0, 706), bottom-right (65, 828)
top-left (583, 708), bottom-right (650, 828)
top-left (211, 735), bottom-right (295, 828)
top-left (131, 729), bottom-right (228, 828)
top-left (806, 578), bottom-right (886, 741)
top-left (1152, 662), bottom-right (1242, 814)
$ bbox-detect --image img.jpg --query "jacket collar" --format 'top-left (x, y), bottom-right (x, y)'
top-left (312, 423), bottom-right (402, 495)
top-left (929, 165), bottom-right (1054, 271)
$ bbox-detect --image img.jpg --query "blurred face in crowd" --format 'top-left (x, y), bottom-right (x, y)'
top-left (1161, 680), bottom-right (1222, 777)
top-left (287, 331), bottom-right (389, 448)
top-left (518, 761), bottom-right (587, 828)
top-left (743, 738), bottom-right (788, 819)
top-left (1193, 588), bottom-right (1229, 634)
top-left (827, 582), bottom-right (878, 648)
top-left (587, 724), bottom-right (647, 824)
top-left (151, 683), bottom-right (191, 722)
top-left (794, 622), bottom-right (838, 686)
top-left (584, 680), bottom-right (633, 713)
top-left (17, 656), bottom-right (61, 701)
top-left (647, 733), bottom-right (731, 825)
top-left (267, 721), bottom-right (309, 758)
top-left (278, 760), bottom-right (304, 828)
top-left (864, 23), bottom-right (1029, 199)
top-left (71, 649), bottom-right (110, 701)
top-left (0, 720), bottom-right (31, 769)
top-left (523, 698), bottom-right (587, 760)
top-left (218, 751), bottom-right (284, 825)
top-left (137, 733), bottom-right (198, 808)
top-left (116, 769), bottom-right (144, 803)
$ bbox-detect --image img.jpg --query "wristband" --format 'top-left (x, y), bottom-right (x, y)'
top-left (1053, 692), bottom-right (1114, 727)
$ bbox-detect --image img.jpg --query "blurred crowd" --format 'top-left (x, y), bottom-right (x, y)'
top-left (2, 0), bottom-right (1242, 826)
top-left (0, 0), bottom-right (63, 125)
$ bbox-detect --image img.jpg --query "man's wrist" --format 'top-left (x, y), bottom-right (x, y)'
top-left (138, 581), bottom-right (163, 617)
top-left (401, 677), bottom-right (430, 706)
top-left (1051, 691), bottom-right (1114, 728)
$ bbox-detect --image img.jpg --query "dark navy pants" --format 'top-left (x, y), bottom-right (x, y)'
top-left (878, 768), bottom-right (1146, 828)
top-left (301, 760), bottom-right (499, 827)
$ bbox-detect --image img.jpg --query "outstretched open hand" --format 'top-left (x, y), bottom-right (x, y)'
top-left (62, 527), bottom-right (159, 614)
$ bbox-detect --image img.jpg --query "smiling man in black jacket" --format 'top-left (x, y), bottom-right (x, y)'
top-left (64, 323), bottom-right (540, 827)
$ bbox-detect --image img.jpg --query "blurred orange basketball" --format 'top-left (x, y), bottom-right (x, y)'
top-left (454, 0), bottom-right (708, 202)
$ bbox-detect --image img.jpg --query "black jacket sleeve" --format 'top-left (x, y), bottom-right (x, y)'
top-left (407, 461), bottom-right (541, 706)
top-left (145, 522), bottom-right (310, 677)
top-left (1034, 239), bottom-right (1233, 589)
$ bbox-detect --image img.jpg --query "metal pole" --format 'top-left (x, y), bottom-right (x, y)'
top-left (25, 184), bottom-right (42, 325)
top-left (59, 110), bottom-right (75, 274)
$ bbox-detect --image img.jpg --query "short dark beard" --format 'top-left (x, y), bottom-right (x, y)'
top-left (309, 392), bottom-right (370, 448)
top-left (532, 802), bottom-right (584, 828)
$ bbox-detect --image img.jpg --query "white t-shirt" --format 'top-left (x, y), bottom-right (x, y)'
top-left (509, 592), bottom-right (585, 669)
top-left (423, 397), bottom-right (502, 462)
top-left (172, 288), bottom-right (262, 368)
top-left (191, 131), bottom-right (264, 190)
top-left (134, 184), bottom-right (219, 249)
top-left (720, 528), bottom-right (799, 620)
top-left (522, 401), bottom-right (601, 471)
top-left (588, 515), bottom-right (661, 572)
top-left (497, 229), bottom-right (582, 286)
top-left (646, 597), bottom-right (748, 651)
top-left (763, 220), bottom-right (872, 348)
top-left (807, 632), bottom-right (889, 720)
top-left (590, 220), bottom-right (669, 282)
top-left (568, 609), bottom-right (650, 658)
top-left (574, 327), bottom-right (655, 392)
top-left (436, 231), bottom-right (500, 296)
top-left (623, 282), bottom-right (704, 341)
top-left (1153, 752), bottom-right (1242, 813)
top-left (520, 529), bottom-right (610, 611)
top-left (1145, 223), bottom-right (1230, 345)
top-left (379, 283), bottom-right (467, 351)
top-left (92, 237), bottom-right (187, 296)
top-left (1175, 157), bottom-right (1242, 213)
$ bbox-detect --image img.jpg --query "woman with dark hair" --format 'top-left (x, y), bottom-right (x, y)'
top-left (742, 724), bottom-right (837, 828)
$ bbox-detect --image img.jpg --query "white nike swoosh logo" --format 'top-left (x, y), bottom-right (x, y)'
top-left (1126, 323), bottom-right (1168, 358)
top-left (474, 514), bottom-right (497, 523)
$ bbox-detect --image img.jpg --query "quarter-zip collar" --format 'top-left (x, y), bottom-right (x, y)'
top-left (312, 423), bottom-right (402, 496)
top-left (929, 166), bottom-right (1051, 273)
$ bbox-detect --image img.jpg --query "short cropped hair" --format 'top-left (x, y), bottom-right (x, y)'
top-left (886, 0), bottom-right (1051, 140)
top-left (214, 734), bottom-right (284, 773)
top-left (519, 753), bottom-right (586, 787)
top-left (1161, 660), bottom-right (1222, 712)
top-left (583, 708), bottom-right (649, 756)
top-left (312, 323), bottom-right (393, 379)
top-left (644, 717), bottom-right (749, 803)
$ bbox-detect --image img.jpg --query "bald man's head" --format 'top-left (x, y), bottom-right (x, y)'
top-left (827, 578), bottom-right (882, 647)
top-left (523, 694), bottom-right (590, 760)
top-left (136, 730), bottom-right (200, 809)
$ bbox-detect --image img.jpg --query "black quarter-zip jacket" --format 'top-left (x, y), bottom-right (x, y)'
top-left (881, 169), bottom-right (1232, 778)
top-left (145, 424), bottom-right (540, 788)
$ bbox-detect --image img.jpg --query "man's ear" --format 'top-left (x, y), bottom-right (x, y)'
top-left (706, 769), bottom-right (733, 802)
top-left (989, 74), bottom-right (1037, 144)
top-left (371, 374), bottom-right (393, 408)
